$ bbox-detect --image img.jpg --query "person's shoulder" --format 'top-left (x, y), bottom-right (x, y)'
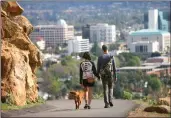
top-left (98, 55), bottom-right (103, 59)
top-left (80, 61), bottom-right (85, 65)
top-left (90, 60), bottom-right (95, 64)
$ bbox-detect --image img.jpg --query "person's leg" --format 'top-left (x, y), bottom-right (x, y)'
top-left (84, 87), bottom-right (88, 104)
top-left (108, 78), bottom-right (114, 106)
top-left (84, 87), bottom-right (89, 109)
top-left (102, 78), bottom-right (109, 108)
top-left (88, 87), bottom-right (92, 108)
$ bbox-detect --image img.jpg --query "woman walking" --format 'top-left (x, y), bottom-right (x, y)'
top-left (80, 52), bottom-right (99, 109)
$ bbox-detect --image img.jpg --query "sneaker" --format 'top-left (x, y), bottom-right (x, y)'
top-left (87, 105), bottom-right (91, 109)
top-left (104, 104), bottom-right (110, 108)
top-left (109, 102), bottom-right (113, 107)
top-left (84, 104), bottom-right (88, 109)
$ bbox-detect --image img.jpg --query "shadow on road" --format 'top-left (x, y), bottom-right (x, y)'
top-left (51, 107), bottom-right (104, 112)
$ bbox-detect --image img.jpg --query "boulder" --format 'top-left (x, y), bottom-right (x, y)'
top-left (144, 105), bottom-right (171, 114)
top-left (1, 1), bottom-right (24, 17)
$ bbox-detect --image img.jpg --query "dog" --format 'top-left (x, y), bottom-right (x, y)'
top-left (69, 91), bottom-right (84, 109)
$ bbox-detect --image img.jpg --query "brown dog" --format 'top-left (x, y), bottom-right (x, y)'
top-left (69, 91), bottom-right (84, 109)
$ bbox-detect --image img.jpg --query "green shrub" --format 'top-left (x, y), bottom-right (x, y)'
top-left (142, 96), bottom-right (148, 102)
top-left (37, 96), bottom-right (45, 103)
top-left (133, 93), bottom-right (141, 99)
top-left (123, 91), bottom-right (133, 100)
top-left (113, 83), bottom-right (124, 99)
top-left (93, 93), bottom-right (103, 99)
top-left (148, 99), bottom-right (157, 105)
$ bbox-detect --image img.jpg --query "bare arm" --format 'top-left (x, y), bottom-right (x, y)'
top-left (97, 57), bottom-right (101, 75)
top-left (91, 61), bottom-right (100, 79)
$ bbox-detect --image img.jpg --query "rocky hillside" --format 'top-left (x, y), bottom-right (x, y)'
top-left (1, 1), bottom-right (42, 106)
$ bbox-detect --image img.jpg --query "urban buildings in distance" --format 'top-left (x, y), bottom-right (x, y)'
top-left (67, 36), bottom-right (90, 55)
top-left (30, 19), bottom-right (74, 48)
top-left (127, 29), bottom-right (170, 54)
top-left (89, 23), bottom-right (116, 43)
top-left (144, 9), bottom-right (170, 32)
top-left (35, 36), bottom-right (45, 50)
top-left (82, 24), bottom-right (91, 40)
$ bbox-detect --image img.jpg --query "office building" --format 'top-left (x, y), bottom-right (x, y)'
top-left (144, 9), bottom-right (170, 32)
top-left (67, 36), bottom-right (89, 55)
top-left (127, 29), bottom-right (170, 53)
top-left (82, 24), bottom-right (90, 39)
top-left (90, 23), bottom-right (116, 43)
top-left (30, 19), bottom-right (74, 48)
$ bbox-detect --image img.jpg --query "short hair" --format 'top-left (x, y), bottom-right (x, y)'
top-left (82, 52), bottom-right (91, 60)
top-left (102, 45), bottom-right (108, 52)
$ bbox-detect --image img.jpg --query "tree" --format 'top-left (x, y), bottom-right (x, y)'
top-left (90, 41), bottom-right (103, 56)
top-left (61, 59), bottom-right (67, 66)
top-left (168, 79), bottom-right (171, 86)
top-left (148, 77), bottom-right (162, 92)
top-left (113, 82), bottom-right (124, 99)
top-left (126, 59), bottom-right (137, 66)
top-left (117, 53), bottom-right (141, 67)
top-left (108, 43), bottom-right (120, 51)
top-left (54, 44), bottom-right (60, 54)
top-left (114, 57), bottom-right (120, 67)
top-left (48, 77), bottom-right (62, 95)
top-left (132, 56), bottom-right (141, 66)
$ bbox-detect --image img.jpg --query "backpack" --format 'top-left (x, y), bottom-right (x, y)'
top-left (100, 57), bottom-right (113, 76)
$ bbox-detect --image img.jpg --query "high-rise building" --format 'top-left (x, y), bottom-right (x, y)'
top-left (82, 24), bottom-right (90, 39)
top-left (30, 19), bottom-right (74, 48)
top-left (144, 9), bottom-right (170, 32)
top-left (148, 9), bottom-right (158, 29)
top-left (90, 23), bottom-right (116, 43)
top-left (158, 11), bottom-right (169, 32)
top-left (67, 36), bottom-right (89, 55)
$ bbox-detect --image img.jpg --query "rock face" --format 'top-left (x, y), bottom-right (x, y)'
top-left (1, 1), bottom-right (42, 106)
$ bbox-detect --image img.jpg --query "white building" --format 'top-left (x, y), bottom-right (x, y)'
top-left (90, 23), bottom-right (116, 43)
top-left (67, 36), bottom-right (89, 55)
top-left (35, 37), bottom-right (45, 50)
top-left (127, 29), bottom-right (170, 53)
top-left (109, 50), bottom-right (130, 56)
top-left (148, 9), bottom-right (158, 29)
top-left (30, 19), bottom-right (74, 48)
top-left (129, 41), bottom-right (159, 53)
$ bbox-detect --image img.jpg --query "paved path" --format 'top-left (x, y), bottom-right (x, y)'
top-left (6, 99), bottom-right (138, 117)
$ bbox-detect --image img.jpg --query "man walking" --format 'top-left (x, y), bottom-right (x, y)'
top-left (97, 45), bottom-right (117, 108)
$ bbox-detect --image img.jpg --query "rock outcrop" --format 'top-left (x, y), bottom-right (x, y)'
top-left (1, 1), bottom-right (42, 106)
top-left (143, 92), bottom-right (171, 114)
top-left (144, 105), bottom-right (170, 114)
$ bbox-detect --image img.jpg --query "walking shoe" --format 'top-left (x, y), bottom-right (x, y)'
top-left (109, 102), bottom-right (113, 107)
top-left (87, 105), bottom-right (91, 109)
top-left (104, 104), bottom-right (110, 108)
top-left (84, 104), bottom-right (88, 109)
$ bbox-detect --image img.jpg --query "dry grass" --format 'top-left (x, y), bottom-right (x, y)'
top-left (128, 100), bottom-right (170, 117)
